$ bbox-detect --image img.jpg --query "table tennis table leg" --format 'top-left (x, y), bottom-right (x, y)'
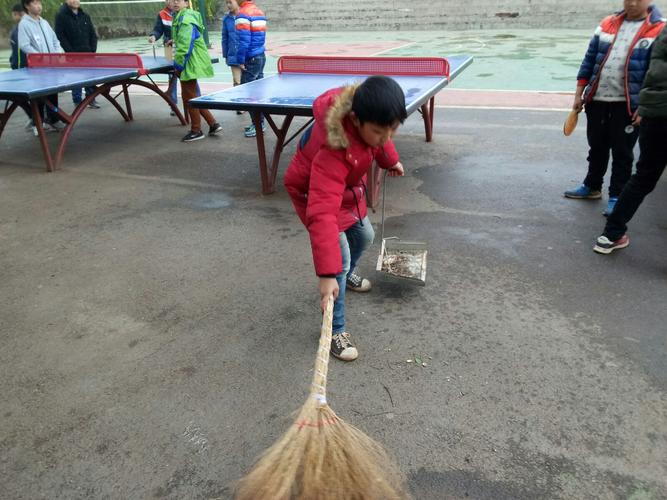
top-left (30, 100), bottom-right (55, 172)
top-left (420, 96), bottom-right (435, 142)
top-left (122, 84), bottom-right (134, 121)
top-left (251, 111), bottom-right (273, 194)
top-left (126, 79), bottom-right (187, 126)
top-left (266, 114), bottom-right (294, 191)
top-left (0, 100), bottom-right (20, 139)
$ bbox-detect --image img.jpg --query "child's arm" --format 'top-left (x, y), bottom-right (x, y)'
top-left (48, 23), bottom-right (62, 53)
top-left (234, 12), bottom-right (250, 66)
top-left (305, 152), bottom-right (348, 278)
top-left (173, 19), bottom-right (201, 74)
top-left (54, 12), bottom-right (72, 52)
top-left (577, 29), bottom-right (601, 88)
top-left (222, 18), bottom-right (229, 59)
top-left (148, 14), bottom-right (163, 43)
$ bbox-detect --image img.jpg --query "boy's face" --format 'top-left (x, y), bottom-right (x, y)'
top-left (624, 0), bottom-right (651, 19)
top-left (12, 11), bottom-right (23, 22)
top-left (66, 0), bottom-right (81, 10)
top-left (172, 0), bottom-right (185, 12)
top-left (226, 0), bottom-right (239, 13)
top-left (353, 118), bottom-right (400, 148)
top-left (25, 0), bottom-right (42, 16)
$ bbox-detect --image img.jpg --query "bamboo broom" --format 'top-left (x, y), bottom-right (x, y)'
top-left (235, 297), bottom-right (410, 500)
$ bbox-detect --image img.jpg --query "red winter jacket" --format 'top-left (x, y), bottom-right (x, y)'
top-left (284, 86), bottom-right (400, 277)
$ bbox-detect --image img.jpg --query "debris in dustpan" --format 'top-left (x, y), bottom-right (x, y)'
top-left (381, 250), bottom-right (425, 279)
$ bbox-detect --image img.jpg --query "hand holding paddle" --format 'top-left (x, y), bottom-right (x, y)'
top-left (564, 94), bottom-right (584, 136)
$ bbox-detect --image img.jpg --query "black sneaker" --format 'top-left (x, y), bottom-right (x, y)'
top-left (331, 332), bottom-right (358, 361)
top-left (593, 234), bottom-right (629, 254)
top-left (88, 100), bottom-right (101, 109)
top-left (346, 272), bottom-right (372, 292)
top-left (209, 123), bottom-right (223, 136)
top-left (182, 130), bottom-right (205, 142)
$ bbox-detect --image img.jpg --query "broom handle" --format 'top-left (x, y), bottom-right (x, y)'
top-left (310, 296), bottom-right (334, 406)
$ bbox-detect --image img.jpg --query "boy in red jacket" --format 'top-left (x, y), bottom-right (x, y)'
top-left (284, 76), bottom-right (406, 361)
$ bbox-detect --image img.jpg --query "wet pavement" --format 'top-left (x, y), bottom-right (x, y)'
top-left (0, 90), bottom-right (665, 499)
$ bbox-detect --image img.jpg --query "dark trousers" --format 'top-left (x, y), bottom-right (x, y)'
top-left (36, 93), bottom-right (61, 124)
top-left (241, 53), bottom-right (265, 124)
top-left (584, 101), bottom-right (639, 197)
top-left (603, 116), bottom-right (667, 240)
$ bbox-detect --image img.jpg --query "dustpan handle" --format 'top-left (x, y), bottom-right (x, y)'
top-left (380, 169), bottom-right (388, 241)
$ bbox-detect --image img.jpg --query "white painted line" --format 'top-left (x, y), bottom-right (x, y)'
top-left (436, 105), bottom-right (571, 112)
top-left (371, 42), bottom-right (415, 56)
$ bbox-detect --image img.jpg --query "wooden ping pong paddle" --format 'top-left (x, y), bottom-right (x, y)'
top-left (563, 109), bottom-right (580, 136)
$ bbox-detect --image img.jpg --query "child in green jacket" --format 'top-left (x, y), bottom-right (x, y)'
top-left (172, 0), bottom-right (221, 142)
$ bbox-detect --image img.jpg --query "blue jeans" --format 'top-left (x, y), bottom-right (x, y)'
top-left (241, 53), bottom-right (266, 125)
top-left (333, 216), bottom-right (375, 334)
top-left (72, 86), bottom-right (96, 104)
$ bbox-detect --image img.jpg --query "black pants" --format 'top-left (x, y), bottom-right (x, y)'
top-left (603, 116), bottom-right (667, 240)
top-left (35, 93), bottom-right (60, 124)
top-left (584, 101), bottom-right (639, 197)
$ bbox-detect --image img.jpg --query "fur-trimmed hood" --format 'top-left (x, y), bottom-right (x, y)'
top-left (319, 84), bottom-right (358, 149)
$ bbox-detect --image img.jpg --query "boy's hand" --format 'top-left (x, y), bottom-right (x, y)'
top-left (572, 94), bottom-right (584, 113)
top-left (632, 110), bottom-right (642, 126)
top-left (387, 162), bottom-right (404, 177)
top-left (165, 40), bottom-right (173, 47)
top-left (148, 35), bottom-right (156, 44)
top-left (239, 64), bottom-right (246, 70)
top-left (319, 277), bottom-right (339, 311)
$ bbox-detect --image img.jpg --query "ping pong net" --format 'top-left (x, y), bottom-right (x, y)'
top-left (27, 53), bottom-right (149, 75)
top-left (277, 56), bottom-right (450, 77)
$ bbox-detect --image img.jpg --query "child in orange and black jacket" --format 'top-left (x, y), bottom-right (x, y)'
top-left (564, 0), bottom-right (665, 217)
top-left (284, 76), bottom-right (407, 362)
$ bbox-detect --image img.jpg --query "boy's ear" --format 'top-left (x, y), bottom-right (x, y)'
top-left (349, 111), bottom-right (360, 128)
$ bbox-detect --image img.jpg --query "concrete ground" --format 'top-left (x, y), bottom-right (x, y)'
top-left (0, 94), bottom-right (666, 500)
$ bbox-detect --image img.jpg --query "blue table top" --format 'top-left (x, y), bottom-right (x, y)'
top-left (190, 55), bottom-right (472, 115)
top-left (0, 55), bottom-right (175, 99)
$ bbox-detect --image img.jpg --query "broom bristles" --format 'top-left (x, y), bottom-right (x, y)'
top-left (235, 400), bottom-right (410, 500)
top-left (235, 298), bottom-right (410, 500)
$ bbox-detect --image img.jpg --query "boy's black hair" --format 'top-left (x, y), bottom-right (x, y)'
top-left (21, 0), bottom-right (39, 11)
top-left (352, 75), bottom-right (407, 126)
top-left (12, 3), bottom-right (23, 12)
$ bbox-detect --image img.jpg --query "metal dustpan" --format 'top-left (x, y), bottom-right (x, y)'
top-left (375, 171), bottom-right (427, 285)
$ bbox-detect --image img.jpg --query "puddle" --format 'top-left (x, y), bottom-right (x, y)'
top-left (183, 192), bottom-right (232, 210)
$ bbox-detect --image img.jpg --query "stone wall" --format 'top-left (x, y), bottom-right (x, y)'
top-left (260, 0), bottom-right (666, 31)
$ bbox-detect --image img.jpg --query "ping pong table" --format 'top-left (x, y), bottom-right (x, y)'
top-left (0, 53), bottom-right (187, 172)
top-left (190, 55), bottom-right (472, 206)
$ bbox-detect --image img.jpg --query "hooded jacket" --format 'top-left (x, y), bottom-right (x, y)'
top-left (577, 5), bottom-right (665, 116)
top-left (222, 13), bottom-right (240, 66)
top-left (234, 0), bottom-right (266, 64)
top-left (172, 8), bottom-right (214, 82)
top-left (639, 24), bottom-right (667, 118)
top-left (284, 86), bottom-right (400, 277)
top-left (54, 4), bottom-right (98, 53)
top-left (17, 14), bottom-right (61, 67)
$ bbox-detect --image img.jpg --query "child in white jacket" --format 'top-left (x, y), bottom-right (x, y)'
top-left (18, 0), bottom-right (64, 130)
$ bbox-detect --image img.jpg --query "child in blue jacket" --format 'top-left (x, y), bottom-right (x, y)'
top-left (222, 0), bottom-right (241, 86)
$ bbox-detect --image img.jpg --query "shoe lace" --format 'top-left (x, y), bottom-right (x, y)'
top-left (347, 273), bottom-right (362, 287)
top-left (334, 332), bottom-right (352, 350)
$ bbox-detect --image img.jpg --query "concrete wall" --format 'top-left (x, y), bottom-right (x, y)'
top-left (261, 0), bottom-right (666, 31)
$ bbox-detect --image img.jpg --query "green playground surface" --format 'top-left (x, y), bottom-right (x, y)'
top-left (0, 29), bottom-right (591, 92)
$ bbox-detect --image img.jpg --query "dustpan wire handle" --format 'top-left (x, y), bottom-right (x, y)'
top-left (380, 169), bottom-right (388, 242)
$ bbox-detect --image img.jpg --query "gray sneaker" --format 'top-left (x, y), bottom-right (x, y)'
top-left (331, 332), bottom-right (358, 361)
